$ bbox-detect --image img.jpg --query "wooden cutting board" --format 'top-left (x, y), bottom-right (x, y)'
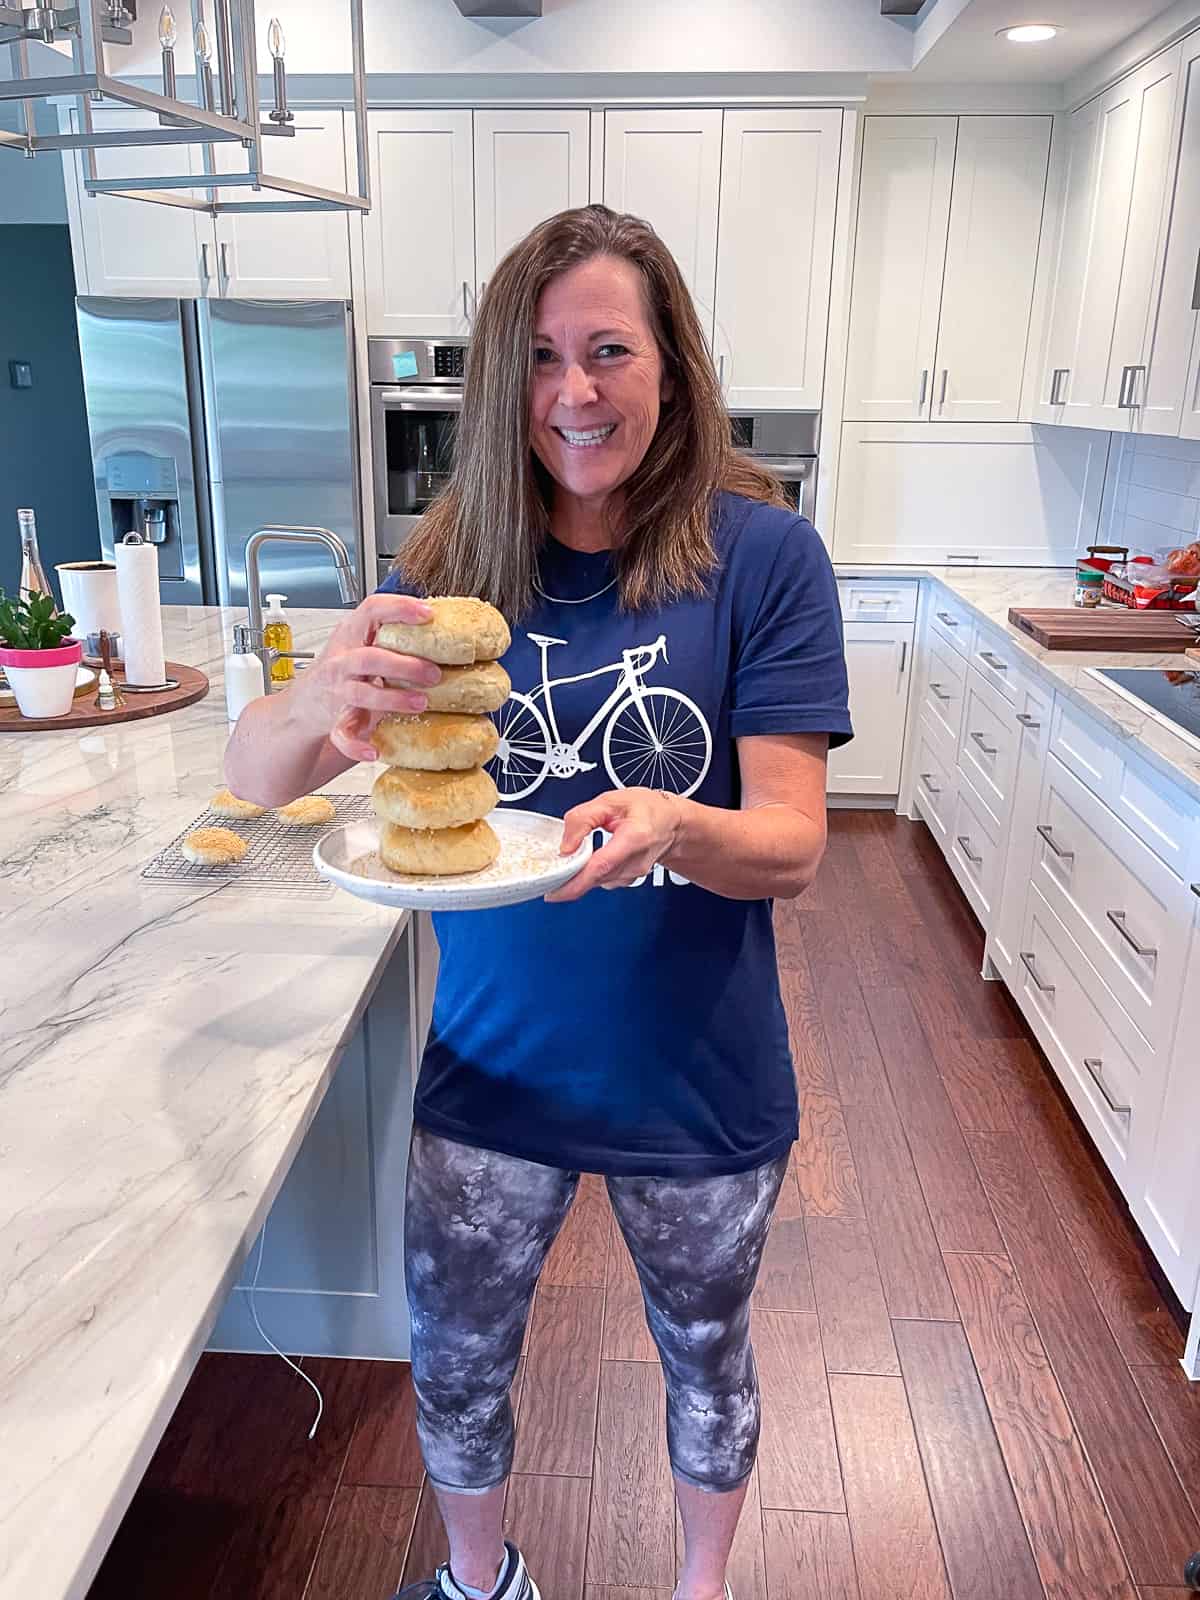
top-left (0, 662), bottom-right (209, 731)
top-left (1007, 607), bottom-right (1200, 651)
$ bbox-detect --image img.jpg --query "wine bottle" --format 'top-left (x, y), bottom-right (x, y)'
top-left (17, 508), bottom-right (55, 607)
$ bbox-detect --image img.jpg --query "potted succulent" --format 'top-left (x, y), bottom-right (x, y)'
top-left (0, 590), bottom-right (81, 719)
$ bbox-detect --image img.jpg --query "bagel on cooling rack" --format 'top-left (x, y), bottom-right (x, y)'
top-left (379, 818), bottom-right (500, 877)
top-left (371, 764), bottom-right (498, 831)
top-left (419, 659), bottom-right (511, 715)
top-left (372, 710), bottom-right (499, 772)
top-left (376, 597), bottom-right (511, 666)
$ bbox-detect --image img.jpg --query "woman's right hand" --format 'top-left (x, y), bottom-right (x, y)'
top-left (288, 593), bottom-right (442, 764)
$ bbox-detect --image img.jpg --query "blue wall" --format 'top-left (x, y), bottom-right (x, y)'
top-left (0, 226), bottom-right (99, 600)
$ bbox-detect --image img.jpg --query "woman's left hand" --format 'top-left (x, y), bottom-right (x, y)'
top-left (546, 788), bottom-right (685, 903)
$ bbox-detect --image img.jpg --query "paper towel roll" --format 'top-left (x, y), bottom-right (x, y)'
top-left (55, 561), bottom-right (121, 638)
top-left (114, 536), bottom-right (166, 686)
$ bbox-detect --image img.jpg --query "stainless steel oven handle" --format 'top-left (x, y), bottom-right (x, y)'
top-left (377, 386), bottom-right (464, 411)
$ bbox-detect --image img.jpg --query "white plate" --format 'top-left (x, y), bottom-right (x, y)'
top-left (313, 808), bottom-right (592, 911)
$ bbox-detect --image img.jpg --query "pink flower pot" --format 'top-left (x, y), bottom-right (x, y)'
top-left (0, 638), bottom-right (84, 720)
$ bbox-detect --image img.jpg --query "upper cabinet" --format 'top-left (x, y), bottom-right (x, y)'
top-left (1144, 35), bottom-right (1200, 440)
top-left (361, 111), bottom-right (477, 336)
top-left (844, 114), bottom-right (1051, 424)
top-left (602, 110), bottom-right (723, 338)
top-left (712, 109), bottom-right (843, 410)
top-left (473, 110), bottom-right (590, 283)
top-left (1036, 45), bottom-right (1183, 432)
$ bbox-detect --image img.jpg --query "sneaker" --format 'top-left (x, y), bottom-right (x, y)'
top-left (393, 1541), bottom-right (541, 1600)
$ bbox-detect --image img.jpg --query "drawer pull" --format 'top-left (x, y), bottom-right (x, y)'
top-left (979, 651), bottom-right (1009, 672)
top-left (1084, 1057), bottom-right (1131, 1119)
top-left (920, 772), bottom-right (942, 794)
top-left (929, 683), bottom-right (952, 702)
top-left (1019, 951), bottom-right (1055, 994)
top-left (855, 595), bottom-right (893, 608)
top-left (970, 731), bottom-right (998, 757)
top-left (936, 611), bottom-right (960, 628)
top-left (1105, 909), bottom-right (1157, 961)
top-left (1016, 712), bottom-right (1041, 729)
top-left (957, 834), bottom-right (983, 866)
top-left (1036, 823), bottom-right (1074, 862)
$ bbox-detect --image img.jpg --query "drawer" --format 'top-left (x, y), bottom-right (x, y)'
top-left (956, 671), bottom-right (1019, 835)
top-left (838, 579), bottom-right (919, 624)
top-left (929, 588), bottom-right (974, 659)
top-left (948, 781), bottom-right (1000, 926)
top-left (1016, 885), bottom-right (1141, 1174)
top-left (969, 619), bottom-right (1031, 705)
top-left (913, 727), bottom-right (955, 849)
top-left (921, 634), bottom-right (967, 753)
top-left (1048, 696), bottom-right (1119, 803)
top-left (1030, 752), bottom-right (1192, 1054)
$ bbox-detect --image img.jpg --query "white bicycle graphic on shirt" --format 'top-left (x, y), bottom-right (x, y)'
top-left (488, 632), bottom-right (713, 802)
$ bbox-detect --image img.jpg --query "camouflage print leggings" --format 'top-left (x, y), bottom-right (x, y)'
top-left (404, 1127), bottom-right (789, 1495)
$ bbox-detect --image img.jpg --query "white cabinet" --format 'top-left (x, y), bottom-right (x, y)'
top-left (1038, 45), bottom-right (1183, 432)
top-left (844, 115), bottom-right (1050, 424)
top-left (1144, 35), bottom-right (1200, 439)
top-left (213, 110), bottom-right (351, 300)
top-left (712, 109), bottom-right (842, 410)
top-left (65, 108), bottom-right (212, 297)
top-left (826, 620), bottom-right (912, 796)
top-left (473, 110), bottom-right (591, 284)
top-left (987, 678), bottom-right (1052, 985)
top-left (362, 110), bottom-right (476, 336)
top-left (602, 109), bottom-right (723, 336)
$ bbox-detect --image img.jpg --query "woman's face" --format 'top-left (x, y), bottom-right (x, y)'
top-left (530, 254), bottom-right (671, 515)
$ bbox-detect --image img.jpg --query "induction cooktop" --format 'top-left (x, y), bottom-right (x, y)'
top-left (1091, 667), bottom-right (1200, 751)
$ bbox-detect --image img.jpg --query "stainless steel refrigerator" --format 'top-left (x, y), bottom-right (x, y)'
top-left (75, 297), bottom-right (362, 610)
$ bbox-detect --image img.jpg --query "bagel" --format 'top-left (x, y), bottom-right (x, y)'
top-left (376, 597), bottom-right (510, 666)
top-left (372, 711), bottom-right (499, 772)
top-left (371, 764), bottom-right (498, 830)
top-left (379, 818), bottom-right (500, 877)
top-left (421, 660), bottom-right (511, 715)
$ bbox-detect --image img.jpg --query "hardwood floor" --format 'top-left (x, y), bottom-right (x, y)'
top-left (86, 812), bottom-right (1196, 1600)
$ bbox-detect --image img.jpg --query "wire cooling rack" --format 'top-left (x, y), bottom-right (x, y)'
top-left (141, 793), bottom-right (374, 894)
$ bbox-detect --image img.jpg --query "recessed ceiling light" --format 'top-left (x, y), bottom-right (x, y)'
top-left (998, 22), bottom-right (1060, 42)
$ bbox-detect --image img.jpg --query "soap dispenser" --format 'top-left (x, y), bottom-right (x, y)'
top-left (262, 592), bottom-right (294, 682)
top-left (225, 621), bottom-right (266, 723)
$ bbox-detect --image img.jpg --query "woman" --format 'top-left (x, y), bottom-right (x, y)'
top-left (225, 204), bottom-right (851, 1600)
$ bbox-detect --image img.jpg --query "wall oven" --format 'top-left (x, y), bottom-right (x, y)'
top-left (730, 410), bottom-right (819, 523)
top-left (370, 336), bottom-right (465, 582)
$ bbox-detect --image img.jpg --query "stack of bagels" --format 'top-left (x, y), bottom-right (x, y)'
top-left (372, 597), bottom-right (512, 876)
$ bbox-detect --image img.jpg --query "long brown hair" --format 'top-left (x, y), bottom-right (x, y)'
top-left (398, 204), bottom-right (787, 616)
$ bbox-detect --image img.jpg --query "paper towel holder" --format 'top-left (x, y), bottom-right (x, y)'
top-left (116, 532), bottom-right (178, 692)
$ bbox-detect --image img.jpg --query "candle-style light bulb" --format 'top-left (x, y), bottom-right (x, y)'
top-left (266, 16), bottom-right (293, 123)
top-left (157, 4), bottom-right (177, 49)
top-left (267, 17), bottom-right (285, 60)
top-left (194, 17), bottom-right (211, 62)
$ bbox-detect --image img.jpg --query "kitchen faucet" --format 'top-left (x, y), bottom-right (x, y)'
top-left (245, 526), bottom-right (359, 693)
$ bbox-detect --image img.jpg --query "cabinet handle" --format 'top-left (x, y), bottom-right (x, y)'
top-left (1193, 247), bottom-right (1200, 313)
top-left (1118, 363), bottom-right (1147, 409)
top-left (979, 650), bottom-right (1008, 672)
top-left (946, 553), bottom-right (980, 563)
top-left (1049, 367), bottom-right (1069, 406)
top-left (919, 772), bottom-right (941, 794)
top-left (1084, 1057), bottom-right (1131, 1119)
top-left (856, 595), bottom-right (893, 608)
top-left (936, 610), bottom-right (960, 628)
top-left (899, 639), bottom-right (908, 675)
top-left (928, 682), bottom-right (952, 701)
top-left (1019, 951), bottom-right (1055, 994)
top-left (939, 368), bottom-right (949, 411)
top-left (1016, 711), bottom-right (1041, 729)
top-left (969, 731), bottom-right (998, 757)
top-left (1105, 909), bottom-right (1157, 961)
top-left (219, 240), bottom-right (229, 281)
top-left (462, 281), bottom-right (471, 324)
top-left (479, 280), bottom-right (487, 303)
top-left (200, 240), bottom-right (212, 280)
top-left (718, 354), bottom-right (726, 390)
top-left (1036, 822), bottom-right (1074, 861)
top-left (918, 368), bottom-right (929, 409)
top-left (957, 834), bottom-right (983, 866)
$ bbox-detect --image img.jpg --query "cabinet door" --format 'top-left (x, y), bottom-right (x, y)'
top-left (602, 110), bottom-right (722, 337)
top-left (1059, 48), bottom-right (1182, 431)
top-left (1144, 37), bottom-right (1200, 439)
top-left (712, 109), bottom-right (842, 410)
top-left (986, 679), bottom-right (1052, 984)
top-left (826, 622), bottom-right (912, 796)
top-left (473, 110), bottom-right (590, 287)
top-left (843, 116), bottom-right (957, 422)
top-left (1037, 98), bottom-right (1102, 423)
top-left (67, 109), bottom-right (211, 297)
top-left (361, 111), bottom-right (475, 336)
top-left (211, 110), bottom-right (351, 300)
top-left (933, 116), bottom-right (1051, 423)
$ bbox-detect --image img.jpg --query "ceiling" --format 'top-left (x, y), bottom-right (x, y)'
top-left (911, 0), bottom-right (1183, 81)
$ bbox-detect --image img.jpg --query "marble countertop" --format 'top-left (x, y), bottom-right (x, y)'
top-left (0, 607), bottom-right (403, 1600)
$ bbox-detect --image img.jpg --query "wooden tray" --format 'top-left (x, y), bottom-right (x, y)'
top-left (0, 662), bottom-right (209, 732)
top-left (1007, 607), bottom-right (1200, 651)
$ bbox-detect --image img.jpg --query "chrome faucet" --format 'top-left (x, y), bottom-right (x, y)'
top-left (245, 525), bottom-right (359, 693)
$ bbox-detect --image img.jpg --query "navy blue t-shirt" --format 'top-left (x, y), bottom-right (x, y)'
top-left (377, 491), bottom-right (851, 1177)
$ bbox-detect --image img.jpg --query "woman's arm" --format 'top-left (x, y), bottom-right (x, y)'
top-left (223, 593), bottom-right (440, 808)
top-left (547, 732), bottom-right (828, 903)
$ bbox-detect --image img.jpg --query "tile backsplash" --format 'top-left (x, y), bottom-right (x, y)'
top-left (1107, 433), bottom-right (1200, 556)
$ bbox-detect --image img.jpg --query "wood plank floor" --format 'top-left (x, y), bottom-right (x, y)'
top-left (86, 813), bottom-right (1198, 1600)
